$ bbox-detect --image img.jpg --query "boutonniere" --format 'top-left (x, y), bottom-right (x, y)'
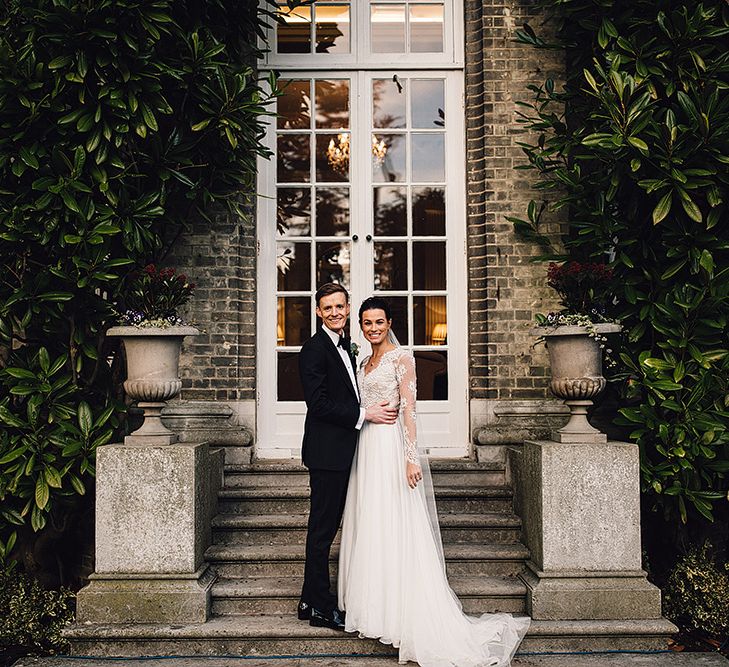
top-left (350, 341), bottom-right (360, 357)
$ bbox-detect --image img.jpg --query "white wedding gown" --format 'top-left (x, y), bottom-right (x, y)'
top-left (338, 347), bottom-right (530, 666)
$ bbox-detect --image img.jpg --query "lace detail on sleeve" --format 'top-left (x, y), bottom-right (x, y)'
top-left (395, 351), bottom-right (418, 464)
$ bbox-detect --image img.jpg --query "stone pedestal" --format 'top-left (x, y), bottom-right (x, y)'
top-left (516, 439), bottom-right (662, 621)
top-left (76, 441), bottom-right (223, 624)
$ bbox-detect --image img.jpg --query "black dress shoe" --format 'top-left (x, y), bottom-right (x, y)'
top-left (309, 606), bottom-right (346, 631)
top-left (297, 599), bottom-right (312, 621)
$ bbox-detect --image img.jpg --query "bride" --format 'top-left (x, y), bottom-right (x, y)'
top-left (338, 297), bottom-right (530, 667)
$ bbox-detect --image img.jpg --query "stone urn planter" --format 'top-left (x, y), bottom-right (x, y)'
top-left (532, 323), bottom-right (621, 443)
top-left (107, 326), bottom-right (199, 444)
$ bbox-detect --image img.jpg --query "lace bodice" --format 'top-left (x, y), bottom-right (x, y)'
top-left (359, 347), bottom-right (418, 464)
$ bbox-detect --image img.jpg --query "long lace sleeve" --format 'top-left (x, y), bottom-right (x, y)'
top-left (395, 352), bottom-right (418, 464)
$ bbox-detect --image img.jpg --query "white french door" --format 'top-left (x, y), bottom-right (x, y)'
top-left (257, 70), bottom-right (467, 459)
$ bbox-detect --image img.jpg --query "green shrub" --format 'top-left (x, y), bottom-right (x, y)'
top-left (663, 543), bottom-right (729, 638)
top-left (0, 0), bottom-right (287, 565)
top-left (0, 567), bottom-right (74, 656)
top-left (512, 0), bottom-right (729, 526)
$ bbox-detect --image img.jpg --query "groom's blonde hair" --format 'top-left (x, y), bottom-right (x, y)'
top-left (315, 282), bottom-right (349, 307)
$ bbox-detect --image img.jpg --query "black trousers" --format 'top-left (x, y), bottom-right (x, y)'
top-left (301, 467), bottom-right (350, 611)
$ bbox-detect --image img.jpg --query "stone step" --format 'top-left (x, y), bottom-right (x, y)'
top-left (211, 575), bottom-right (527, 616)
top-left (211, 511), bottom-right (522, 545)
top-left (64, 614), bottom-right (678, 657)
top-left (217, 485), bottom-right (514, 515)
top-left (205, 542), bottom-right (529, 578)
top-left (226, 459), bottom-right (507, 488)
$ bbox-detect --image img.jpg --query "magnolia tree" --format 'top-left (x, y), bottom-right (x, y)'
top-left (0, 0), bottom-right (291, 577)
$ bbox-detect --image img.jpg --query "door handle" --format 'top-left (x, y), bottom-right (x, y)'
top-left (366, 234), bottom-right (372, 242)
top-left (352, 234), bottom-right (359, 241)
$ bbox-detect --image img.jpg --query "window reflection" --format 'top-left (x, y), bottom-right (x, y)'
top-left (317, 242), bottom-right (350, 288)
top-left (413, 242), bottom-right (445, 289)
top-left (277, 5), bottom-right (312, 54)
top-left (277, 80), bottom-right (311, 129)
top-left (277, 242), bottom-right (311, 291)
top-left (410, 4), bottom-right (444, 53)
top-left (413, 296), bottom-right (446, 345)
top-left (373, 78), bottom-right (406, 129)
top-left (316, 188), bottom-right (350, 236)
top-left (277, 134), bottom-right (311, 183)
top-left (277, 188), bottom-right (311, 236)
top-left (373, 186), bottom-right (407, 236)
top-left (412, 134), bottom-right (445, 182)
top-left (371, 4), bottom-right (406, 52)
top-left (414, 351), bottom-right (448, 399)
top-left (278, 297), bottom-right (310, 347)
top-left (384, 296), bottom-right (409, 345)
top-left (318, 133), bottom-right (350, 182)
top-left (374, 242), bottom-right (407, 290)
top-left (315, 4), bottom-right (350, 53)
top-left (411, 79), bottom-right (445, 128)
top-left (372, 134), bottom-right (406, 182)
top-left (412, 187), bottom-right (445, 236)
top-left (315, 80), bottom-right (350, 129)
top-left (278, 352), bottom-right (306, 400)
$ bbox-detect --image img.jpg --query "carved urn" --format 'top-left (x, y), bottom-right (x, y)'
top-left (107, 326), bottom-right (199, 444)
top-left (533, 323), bottom-right (621, 443)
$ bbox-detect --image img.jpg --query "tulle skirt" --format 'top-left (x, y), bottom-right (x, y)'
top-left (338, 421), bottom-right (530, 666)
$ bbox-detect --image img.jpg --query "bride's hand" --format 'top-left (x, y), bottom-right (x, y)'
top-left (406, 462), bottom-right (422, 489)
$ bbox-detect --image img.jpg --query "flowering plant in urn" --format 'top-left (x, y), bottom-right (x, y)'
top-left (533, 261), bottom-right (621, 444)
top-left (119, 264), bottom-right (196, 327)
top-left (109, 266), bottom-right (199, 444)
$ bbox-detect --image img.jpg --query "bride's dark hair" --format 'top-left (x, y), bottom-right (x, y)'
top-left (359, 296), bottom-right (392, 323)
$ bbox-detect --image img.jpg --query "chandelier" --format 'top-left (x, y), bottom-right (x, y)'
top-left (326, 133), bottom-right (350, 174)
top-left (371, 136), bottom-right (388, 165)
top-left (326, 133), bottom-right (390, 171)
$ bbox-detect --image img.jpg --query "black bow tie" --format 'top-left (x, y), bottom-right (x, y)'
top-left (337, 336), bottom-right (350, 350)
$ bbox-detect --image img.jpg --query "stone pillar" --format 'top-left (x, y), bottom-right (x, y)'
top-left (516, 439), bottom-right (662, 621)
top-left (76, 440), bottom-right (223, 624)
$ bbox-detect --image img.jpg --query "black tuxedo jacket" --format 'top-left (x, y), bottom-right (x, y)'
top-left (299, 328), bottom-right (361, 471)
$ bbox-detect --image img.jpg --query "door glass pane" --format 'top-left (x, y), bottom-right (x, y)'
top-left (278, 80), bottom-right (311, 129)
top-left (315, 5), bottom-right (350, 53)
top-left (412, 134), bottom-right (444, 182)
top-left (371, 4), bottom-right (405, 52)
top-left (278, 134), bottom-right (311, 182)
top-left (278, 297), bottom-right (311, 346)
top-left (277, 5), bottom-right (312, 53)
top-left (374, 242), bottom-right (407, 290)
top-left (317, 133), bottom-right (350, 182)
top-left (278, 352), bottom-right (305, 400)
top-left (277, 242), bottom-right (311, 291)
top-left (277, 188), bottom-right (311, 236)
top-left (413, 296), bottom-right (447, 345)
top-left (412, 187), bottom-right (445, 236)
top-left (410, 4), bottom-right (444, 52)
top-left (372, 134), bottom-right (406, 182)
top-left (316, 187), bottom-right (350, 236)
top-left (414, 350), bottom-right (447, 399)
top-left (315, 80), bottom-right (350, 129)
top-left (413, 241), bottom-right (445, 289)
top-left (373, 78), bottom-right (406, 129)
top-left (384, 296), bottom-right (409, 346)
top-left (373, 186), bottom-right (407, 236)
top-left (411, 79), bottom-right (445, 128)
top-left (317, 241), bottom-right (350, 288)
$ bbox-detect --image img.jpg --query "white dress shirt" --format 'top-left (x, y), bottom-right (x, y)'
top-left (322, 325), bottom-right (366, 430)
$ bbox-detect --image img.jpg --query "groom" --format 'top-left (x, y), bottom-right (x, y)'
top-left (297, 282), bottom-right (397, 630)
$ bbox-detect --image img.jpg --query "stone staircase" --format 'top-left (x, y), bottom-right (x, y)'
top-left (67, 455), bottom-right (676, 657)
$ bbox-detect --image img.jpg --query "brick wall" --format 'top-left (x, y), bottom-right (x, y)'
top-left (465, 0), bottom-right (564, 402)
top-left (168, 205), bottom-right (256, 402)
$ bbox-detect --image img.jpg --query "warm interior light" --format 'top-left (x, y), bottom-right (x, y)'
top-left (371, 136), bottom-right (388, 165)
top-left (431, 322), bottom-right (447, 345)
top-left (326, 132), bottom-right (350, 173)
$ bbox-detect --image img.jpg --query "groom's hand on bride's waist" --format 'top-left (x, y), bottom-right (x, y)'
top-left (365, 401), bottom-right (398, 425)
